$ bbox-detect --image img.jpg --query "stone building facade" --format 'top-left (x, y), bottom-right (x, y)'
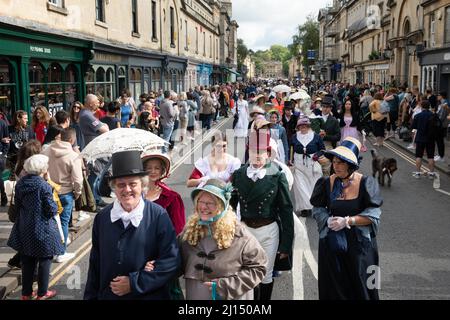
top-left (0, 0), bottom-right (238, 117)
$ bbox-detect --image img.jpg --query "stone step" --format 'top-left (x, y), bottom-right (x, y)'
top-left (0, 276), bottom-right (18, 300)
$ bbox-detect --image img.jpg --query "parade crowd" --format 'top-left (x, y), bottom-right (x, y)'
top-left (2, 78), bottom-right (449, 300)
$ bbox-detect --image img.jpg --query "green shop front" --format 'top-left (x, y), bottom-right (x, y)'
top-left (0, 23), bottom-right (91, 119)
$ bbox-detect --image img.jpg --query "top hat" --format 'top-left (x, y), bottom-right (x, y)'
top-left (110, 150), bottom-right (148, 179)
top-left (324, 137), bottom-right (361, 168)
top-left (321, 94), bottom-right (334, 106)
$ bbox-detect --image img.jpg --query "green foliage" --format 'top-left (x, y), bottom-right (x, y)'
top-left (291, 14), bottom-right (319, 67)
top-left (237, 38), bottom-right (249, 65)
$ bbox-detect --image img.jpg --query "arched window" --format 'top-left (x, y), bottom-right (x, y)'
top-left (403, 19), bottom-right (410, 37)
top-left (65, 64), bottom-right (78, 108)
top-left (86, 65), bottom-right (115, 103)
top-left (96, 67), bottom-right (106, 82)
top-left (152, 68), bottom-right (161, 91)
top-left (129, 67), bottom-right (142, 99)
top-left (0, 59), bottom-right (17, 116)
top-left (48, 63), bottom-right (63, 83)
top-left (29, 61), bottom-right (46, 111)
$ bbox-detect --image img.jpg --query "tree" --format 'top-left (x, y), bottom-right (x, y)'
top-left (237, 38), bottom-right (249, 66)
top-left (291, 14), bottom-right (319, 69)
top-left (270, 45), bottom-right (290, 62)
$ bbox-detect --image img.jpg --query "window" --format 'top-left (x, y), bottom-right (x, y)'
top-left (152, 69), bottom-right (161, 91)
top-left (203, 32), bottom-right (206, 56)
top-left (48, 0), bottom-right (63, 7)
top-left (95, 0), bottom-right (105, 22)
top-left (210, 35), bottom-right (212, 58)
top-left (86, 66), bottom-right (115, 104)
top-left (430, 13), bottom-right (436, 48)
top-left (152, 1), bottom-right (157, 40)
top-left (170, 7), bottom-right (175, 47)
top-left (132, 0), bottom-right (138, 34)
top-left (445, 7), bottom-right (450, 44)
top-left (185, 20), bottom-right (188, 50)
top-left (0, 59), bottom-right (17, 117)
top-left (196, 27), bottom-right (199, 53)
top-left (129, 68), bottom-right (142, 99)
top-left (216, 38), bottom-right (219, 59)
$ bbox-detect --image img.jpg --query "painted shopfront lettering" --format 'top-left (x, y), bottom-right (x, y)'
top-left (30, 46), bottom-right (52, 54)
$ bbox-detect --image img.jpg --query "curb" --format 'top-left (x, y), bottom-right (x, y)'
top-left (388, 138), bottom-right (450, 176)
top-left (0, 211), bottom-right (94, 300)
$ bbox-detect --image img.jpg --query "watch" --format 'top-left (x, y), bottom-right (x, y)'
top-left (351, 217), bottom-right (356, 226)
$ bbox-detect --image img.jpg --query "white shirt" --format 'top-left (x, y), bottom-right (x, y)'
top-left (246, 165), bottom-right (267, 182)
top-left (110, 197), bottom-right (145, 228)
top-left (297, 131), bottom-right (315, 150)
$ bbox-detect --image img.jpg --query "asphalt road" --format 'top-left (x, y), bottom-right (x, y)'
top-left (6, 118), bottom-right (450, 300)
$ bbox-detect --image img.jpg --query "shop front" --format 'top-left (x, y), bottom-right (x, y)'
top-left (419, 47), bottom-right (450, 94)
top-left (0, 22), bottom-right (90, 119)
top-left (196, 63), bottom-right (212, 87)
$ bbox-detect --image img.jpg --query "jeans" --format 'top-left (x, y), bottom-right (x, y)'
top-left (162, 124), bottom-right (174, 153)
top-left (200, 114), bottom-right (213, 130)
top-left (21, 255), bottom-right (52, 296)
top-left (59, 192), bottom-right (74, 248)
top-left (87, 170), bottom-right (101, 204)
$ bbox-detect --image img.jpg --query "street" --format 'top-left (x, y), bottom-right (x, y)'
top-left (5, 117), bottom-right (450, 300)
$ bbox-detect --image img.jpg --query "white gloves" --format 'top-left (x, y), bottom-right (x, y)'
top-left (327, 216), bottom-right (350, 231)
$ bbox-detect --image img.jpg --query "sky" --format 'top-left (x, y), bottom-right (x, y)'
top-left (232, 0), bottom-right (332, 51)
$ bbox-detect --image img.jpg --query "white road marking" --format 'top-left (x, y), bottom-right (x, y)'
top-left (436, 189), bottom-right (450, 197)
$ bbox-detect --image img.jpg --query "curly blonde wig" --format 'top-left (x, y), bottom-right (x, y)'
top-left (182, 191), bottom-right (237, 249)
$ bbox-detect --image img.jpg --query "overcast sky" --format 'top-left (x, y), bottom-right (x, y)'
top-left (232, 0), bottom-right (332, 51)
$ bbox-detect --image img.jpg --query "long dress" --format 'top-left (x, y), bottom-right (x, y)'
top-left (340, 115), bottom-right (361, 143)
top-left (292, 132), bottom-right (324, 212)
top-left (310, 175), bottom-right (382, 300)
top-left (189, 154), bottom-right (242, 187)
top-left (232, 99), bottom-right (249, 138)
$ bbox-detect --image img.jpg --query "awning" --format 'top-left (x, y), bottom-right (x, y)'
top-left (222, 67), bottom-right (240, 76)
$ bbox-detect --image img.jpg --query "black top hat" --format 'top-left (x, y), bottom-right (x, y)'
top-left (322, 94), bottom-right (334, 106)
top-left (110, 150), bottom-right (148, 179)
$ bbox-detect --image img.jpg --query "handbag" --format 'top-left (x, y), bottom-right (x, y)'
top-left (274, 251), bottom-right (292, 271)
top-left (7, 181), bottom-right (17, 223)
top-left (75, 175), bottom-right (97, 212)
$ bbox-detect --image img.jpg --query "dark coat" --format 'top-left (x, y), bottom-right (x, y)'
top-left (8, 175), bottom-right (64, 258)
top-left (84, 200), bottom-right (181, 300)
top-left (281, 114), bottom-right (299, 146)
top-left (322, 115), bottom-right (341, 148)
top-left (231, 163), bottom-right (294, 254)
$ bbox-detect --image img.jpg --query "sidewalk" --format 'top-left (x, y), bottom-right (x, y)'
top-left (386, 134), bottom-right (450, 175)
top-left (0, 207), bottom-right (95, 299)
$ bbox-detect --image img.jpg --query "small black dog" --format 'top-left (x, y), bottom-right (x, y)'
top-left (371, 149), bottom-right (398, 187)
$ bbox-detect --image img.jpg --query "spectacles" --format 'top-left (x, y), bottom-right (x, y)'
top-left (197, 200), bottom-right (217, 209)
top-left (115, 182), bottom-right (140, 190)
top-left (194, 264), bottom-right (213, 274)
top-left (197, 252), bottom-right (216, 260)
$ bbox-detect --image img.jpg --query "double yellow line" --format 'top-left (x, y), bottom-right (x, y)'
top-left (48, 118), bottom-right (231, 289)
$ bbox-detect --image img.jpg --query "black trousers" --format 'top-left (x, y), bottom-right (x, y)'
top-left (435, 128), bottom-right (447, 158)
top-left (21, 255), bottom-right (52, 296)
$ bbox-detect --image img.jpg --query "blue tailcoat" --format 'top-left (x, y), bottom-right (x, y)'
top-left (84, 200), bottom-right (181, 300)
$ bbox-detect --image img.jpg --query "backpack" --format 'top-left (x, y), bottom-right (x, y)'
top-left (427, 113), bottom-right (442, 138)
top-left (379, 101), bottom-right (390, 114)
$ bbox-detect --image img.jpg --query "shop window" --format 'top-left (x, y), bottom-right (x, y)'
top-left (118, 66), bottom-right (127, 95)
top-left (129, 67), bottom-right (142, 99)
top-left (144, 68), bottom-right (150, 93)
top-left (152, 69), bottom-right (161, 91)
top-left (65, 64), bottom-right (78, 109)
top-left (86, 65), bottom-right (115, 103)
top-left (29, 61), bottom-right (46, 111)
top-left (0, 59), bottom-right (17, 117)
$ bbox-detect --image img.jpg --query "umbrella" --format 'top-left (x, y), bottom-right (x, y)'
top-left (272, 84), bottom-right (291, 93)
top-left (81, 128), bottom-right (168, 162)
top-left (289, 90), bottom-right (311, 101)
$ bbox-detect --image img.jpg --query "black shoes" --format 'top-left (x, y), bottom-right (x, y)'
top-left (1, 194), bottom-right (8, 207)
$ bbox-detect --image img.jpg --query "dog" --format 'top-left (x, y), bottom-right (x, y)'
top-left (371, 149), bottom-right (398, 187)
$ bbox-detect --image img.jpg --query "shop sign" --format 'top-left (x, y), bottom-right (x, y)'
top-left (48, 102), bottom-right (64, 117)
top-left (94, 53), bottom-right (123, 63)
top-left (30, 46), bottom-right (51, 54)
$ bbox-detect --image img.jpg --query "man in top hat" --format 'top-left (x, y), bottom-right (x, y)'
top-left (231, 130), bottom-right (294, 300)
top-left (84, 150), bottom-right (180, 300)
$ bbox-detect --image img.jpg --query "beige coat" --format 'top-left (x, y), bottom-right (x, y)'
top-left (179, 222), bottom-right (267, 300)
top-left (41, 140), bottom-right (83, 197)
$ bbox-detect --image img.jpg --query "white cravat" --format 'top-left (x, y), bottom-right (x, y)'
top-left (246, 165), bottom-right (267, 182)
top-left (297, 131), bottom-right (314, 150)
top-left (110, 197), bottom-right (145, 228)
top-left (322, 114), bottom-right (329, 123)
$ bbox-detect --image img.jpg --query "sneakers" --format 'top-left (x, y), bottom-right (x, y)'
top-left (434, 156), bottom-right (444, 162)
top-left (21, 292), bottom-right (37, 300)
top-left (426, 172), bottom-right (437, 179)
top-left (36, 290), bottom-right (57, 300)
top-left (412, 172), bottom-right (422, 179)
top-left (77, 212), bottom-right (91, 222)
top-left (54, 252), bottom-right (75, 263)
top-left (407, 144), bottom-right (415, 149)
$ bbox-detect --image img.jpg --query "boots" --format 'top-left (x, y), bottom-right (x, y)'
top-left (259, 282), bottom-right (274, 301)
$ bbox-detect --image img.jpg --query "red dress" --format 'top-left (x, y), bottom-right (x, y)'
top-left (34, 122), bottom-right (47, 144)
top-left (153, 182), bottom-right (186, 235)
